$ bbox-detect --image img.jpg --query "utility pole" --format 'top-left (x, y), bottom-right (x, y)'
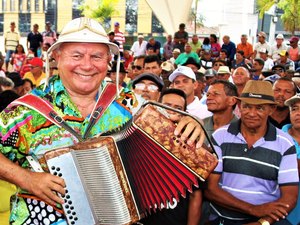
top-left (194, 0), bottom-right (198, 34)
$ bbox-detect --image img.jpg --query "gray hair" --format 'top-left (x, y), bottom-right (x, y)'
top-left (0, 77), bottom-right (14, 88)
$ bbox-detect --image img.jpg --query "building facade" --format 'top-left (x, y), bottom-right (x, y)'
top-left (0, 0), bottom-right (162, 36)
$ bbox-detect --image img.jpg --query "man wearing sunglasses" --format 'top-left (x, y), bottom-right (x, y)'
top-left (132, 55), bottom-right (145, 78)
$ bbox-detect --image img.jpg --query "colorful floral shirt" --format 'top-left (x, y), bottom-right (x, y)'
top-left (0, 75), bottom-right (135, 225)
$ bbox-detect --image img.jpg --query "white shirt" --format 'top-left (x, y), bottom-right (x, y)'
top-left (187, 96), bottom-right (212, 120)
top-left (254, 42), bottom-right (271, 59)
top-left (271, 44), bottom-right (288, 61)
top-left (262, 58), bottom-right (274, 71)
top-left (131, 40), bottom-right (147, 57)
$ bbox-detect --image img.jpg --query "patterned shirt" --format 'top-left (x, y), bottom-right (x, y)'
top-left (0, 75), bottom-right (133, 225)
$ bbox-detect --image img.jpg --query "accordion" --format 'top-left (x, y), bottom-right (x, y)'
top-left (43, 102), bottom-right (218, 225)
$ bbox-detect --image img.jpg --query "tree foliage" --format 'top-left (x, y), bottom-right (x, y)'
top-left (79, 0), bottom-right (118, 23)
top-left (277, 0), bottom-right (300, 34)
top-left (257, 0), bottom-right (300, 34)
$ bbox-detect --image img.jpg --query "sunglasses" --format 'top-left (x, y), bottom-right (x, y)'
top-left (135, 83), bottom-right (159, 92)
top-left (132, 65), bottom-right (143, 70)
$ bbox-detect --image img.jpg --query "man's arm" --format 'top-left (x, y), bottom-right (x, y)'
top-left (187, 189), bottom-right (202, 225)
top-left (205, 173), bottom-right (297, 223)
top-left (0, 152), bottom-right (65, 206)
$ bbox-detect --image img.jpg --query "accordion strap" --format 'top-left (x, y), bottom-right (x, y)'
top-left (12, 83), bottom-right (117, 141)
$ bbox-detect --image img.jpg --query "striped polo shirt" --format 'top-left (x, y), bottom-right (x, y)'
top-left (4, 30), bottom-right (20, 51)
top-left (211, 120), bottom-right (299, 220)
top-left (114, 31), bottom-right (125, 52)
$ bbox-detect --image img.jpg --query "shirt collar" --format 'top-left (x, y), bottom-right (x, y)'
top-left (228, 119), bottom-right (277, 141)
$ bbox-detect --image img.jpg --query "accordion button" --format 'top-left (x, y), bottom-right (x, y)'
top-left (74, 217), bottom-right (78, 221)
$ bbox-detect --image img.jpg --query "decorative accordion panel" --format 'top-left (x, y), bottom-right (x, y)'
top-left (43, 102), bottom-right (218, 225)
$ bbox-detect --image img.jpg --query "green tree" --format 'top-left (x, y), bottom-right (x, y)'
top-left (257, 0), bottom-right (300, 34)
top-left (79, 0), bottom-right (119, 25)
top-left (277, 0), bottom-right (300, 34)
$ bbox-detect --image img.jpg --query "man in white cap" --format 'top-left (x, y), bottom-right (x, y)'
top-left (130, 34), bottom-right (147, 57)
top-left (253, 31), bottom-right (271, 59)
top-left (259, 48), bottom-right (274, 71)
top-left (270, 34), bottom-right (288, 61)
top-left (169, 66), bottom-right (212, 119)
top-left (0, 17), bottom-right (206, 225)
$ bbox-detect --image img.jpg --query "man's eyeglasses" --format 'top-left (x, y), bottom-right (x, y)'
top-left (132, 65), bottom-right (143, 70)
top-left (135, 83), bottom-right (159, 92)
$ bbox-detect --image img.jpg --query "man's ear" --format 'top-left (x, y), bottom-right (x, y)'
top-left (228, 96), bottom-right (237, 107)
top-left (193, 80), bottom-right (198, 90)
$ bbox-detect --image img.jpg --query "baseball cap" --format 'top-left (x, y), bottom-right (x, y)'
top-left (132, 73), bottom-right (164, 91)
top-left (161, 61), bottom-right (174, 72)
top-left (47, 17), bottom-right (119, 55)
top-left (257, 31), bottom-right (267, 38)
top-left (29, 57), bottom-right (43, 68)
top-left (285, 93), bottom-right (300, 106)
top-left (46, 21), bottom-right (51, 25)
top-left (114, 22), bottom-right (120, 26)
top-left (278, 50), bottom-right (288, 56)
top-left (275, 34), bottom-right (284, 39)
top-left (169, 66), bottom-right (196, 82)
top-left (289, 36), bottom-right (299, 43)
top-left (138, 35), bottom-right (144, 39)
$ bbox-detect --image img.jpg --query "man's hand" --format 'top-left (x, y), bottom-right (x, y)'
top-left (175, 116), bottom-right (205, 148)
top-left (22, 170), bottom-right (66, 206)
top-left (249, 202), bottom-right (289, 221)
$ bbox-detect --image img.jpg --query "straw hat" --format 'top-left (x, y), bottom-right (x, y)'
top-left (236, 80), bottom-right (276, 105)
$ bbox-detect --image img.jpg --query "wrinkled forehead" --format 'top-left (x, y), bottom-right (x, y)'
top-left (56, 42), bottom-right (110, 53)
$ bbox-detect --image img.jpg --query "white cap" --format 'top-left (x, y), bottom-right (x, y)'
top-left (138, 35), bottom-right (144, 39)
top-left (169, 66), bottom-right (196, 82)
top-left (47, 17), bottom-right (119, 55)
top-left (276, 34), bottom-right (284, 39)
top-left (285, 93), bottom-right (300, 106)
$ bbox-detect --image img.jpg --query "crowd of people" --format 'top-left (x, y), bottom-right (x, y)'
top-left (0, 17), bottom-right (299, 225)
